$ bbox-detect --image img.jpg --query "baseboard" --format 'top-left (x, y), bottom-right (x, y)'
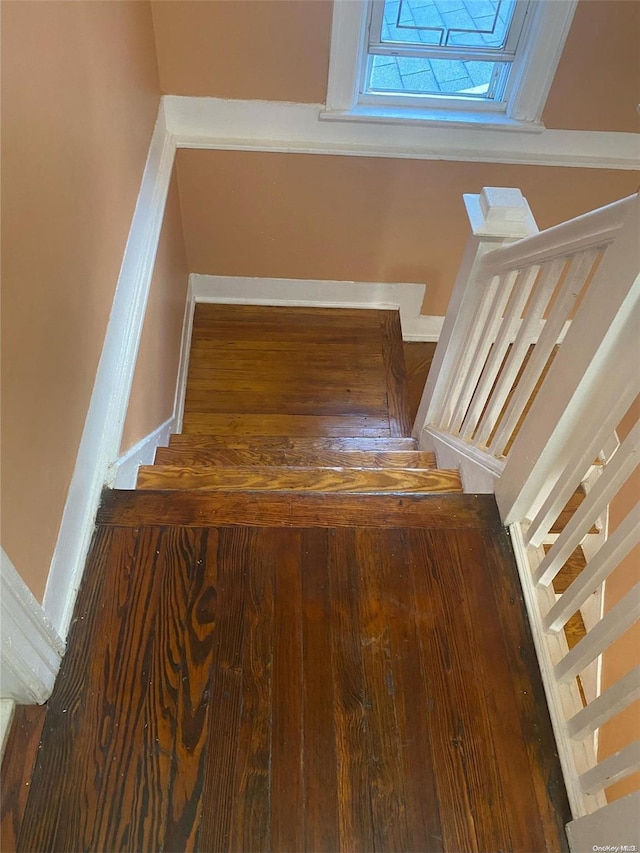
top-left (190, 274), bottom-right (443, 341)
top-left (1, 549), bottom-right (64, 705)
top-left (0, 700), bottom-right (15, 761)
top-left (42, 104), bottom-right (177, 640)
top-left (111, 416), bottom-right (176, 489)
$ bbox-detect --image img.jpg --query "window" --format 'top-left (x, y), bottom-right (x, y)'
top-left (324, 0), bottom-right (577, 129)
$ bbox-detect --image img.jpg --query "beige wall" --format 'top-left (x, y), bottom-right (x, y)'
top-left (121, 174), bottom-right (189, 453)
top-left (174, 149), bottom-right (639, 316)
top-left (598, 399), bottom-right (640, 802)
top-left (542, 0), bottom-right (639, 133)
top-left (1, 1), bottom-right (161, 601)
top-left (151, 0), bottom-right (332, 103)
top-left (151, 0), bottom-right (639, 134)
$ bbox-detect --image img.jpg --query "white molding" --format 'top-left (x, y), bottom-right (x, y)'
top-left (325, 0), bottom-right (367, 112)
top-left (190, 274), bottom-right (442, 341)
top-left (110, 416), bottom-right (176, 489)
top-left (506, 1), bottom-right (578, 123)
top-left (0, 700), bottom-right (15, 761)
top-left (325, 0), bottom-right (579, 128)
top-left (1, 549), bottom-right (64, 705)
top-left (163, 95), bottom-right (639, 172)
top-left (508, 525), bottom-right (605, 819)
top-left (174, 277), bottom-right (198, 432)
top-left (419, 426), bottom-right (504, 493)
top-left (42, 104), bottom-right (177, 639)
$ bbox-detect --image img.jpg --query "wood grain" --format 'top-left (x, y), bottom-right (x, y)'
top-left (551, 487), bottom-right (598, 534)
top-left (168, 434), bottom-right (418, 452)
top-left (154, 447), bottom-right (436, 470)
top-left (301, 529), bottom-right (339, 852)
top-left (546, 544), bottom-right (588, 594)
top-left (198, 528), bottom-right (248, 853)
top-left (181, 413), bottom-right (393, 436)
top-left (136, 464), bottom-right (462, 493)
top-left (98, 489), bottom-right (503, 530)
top-left (381, 311), bottom-right (412, 437)
top-left (0, 705), bottom-right (47, 852)
top-left (270, 529), bottom-right (305, 853)
top-left (11, 305), bottom-right (570, 850)
top-left (327, 529), bottom-right (375, 852)
top-left (403, 341), bottom-right (436, 426)
top-left (182, 304), bottom-right (412, 438)
top-left (14, 522), bottom-right (568, 852)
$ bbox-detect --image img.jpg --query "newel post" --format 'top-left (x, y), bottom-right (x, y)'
top-left (412, 187), bottom-right (538, 438)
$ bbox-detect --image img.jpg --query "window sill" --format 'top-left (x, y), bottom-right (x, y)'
top-left (319, 103), bottom-right (546, 134)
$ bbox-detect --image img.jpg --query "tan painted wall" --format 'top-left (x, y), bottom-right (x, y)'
top-left (542, 0), bottom-right (639, 133)
top-left (121, 174), bottom-right (189, 453)
top-left (598, 398), bottom-right (640, 802)
top-left (174, 149), bottom-right (639, 316)
top-left (1, 1), bottom-right (161, 601)
top-left (151, 0), bottom-right (332, 103)
top-left (151, 0), bottom-right (639, 133)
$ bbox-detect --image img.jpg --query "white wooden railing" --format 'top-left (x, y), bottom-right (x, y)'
top-left (414, 188), bottom-right (640, 836)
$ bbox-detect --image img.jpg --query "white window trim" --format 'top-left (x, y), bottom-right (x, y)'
top-left (323, 0), bottom-right (578, 131)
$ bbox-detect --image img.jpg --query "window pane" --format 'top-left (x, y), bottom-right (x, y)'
top-left (369, 54), bottom-right (499, 97)
top-left (381, 0), bottom-right (518, 50)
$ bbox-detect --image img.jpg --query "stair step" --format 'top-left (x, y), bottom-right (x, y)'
top-left (551, 487), bottom-right (598, 534)
top-left (136, 465), bottom-right (462, 494)
top-left (98, 490), bottom-right (501, 529)
top-left (168, 434), bottom-right (418, 452)
top-left (181, 414), bottom-right (393, 436)
top-left (545, 544), bottom-right (588, 594)
top-left (154, 447), bottom-right (436, 469)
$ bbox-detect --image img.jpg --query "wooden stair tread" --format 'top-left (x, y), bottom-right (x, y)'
top-left (181, 413), bottom-right (392, 436)
top-left (98, 489), bottom-right (501, 529)
top-left (154, 447), bottom-right (436, 469)
top-left (168, 434), bottom-right (418, 451)
top-left (136, 465), bottom-right (462, 494)
top-left (544, 544), bottom-right (588, 594)
top-left (550, 488), bottom-right (598, 534)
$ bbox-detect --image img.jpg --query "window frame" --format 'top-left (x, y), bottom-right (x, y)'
top-left (323, 0), bottom-right (578, 130)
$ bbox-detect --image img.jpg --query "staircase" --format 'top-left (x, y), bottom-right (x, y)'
top-left (135, 302), bottom-right (462, 500)
top-left (3, 301), bottom-right (576, 852)
top-left (137, 435), bottom-right (460, 494)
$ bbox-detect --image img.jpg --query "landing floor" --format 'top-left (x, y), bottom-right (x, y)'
top-left (5, 510), bottom-right (569, 851)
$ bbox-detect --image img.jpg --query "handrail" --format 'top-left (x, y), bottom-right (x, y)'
top-left (479, 194), bottom-right (635, 276)
top-left (414, 187), bottom-right (640, 822)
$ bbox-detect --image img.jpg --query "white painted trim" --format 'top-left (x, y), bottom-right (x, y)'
top-left (566, 791), bottom-right (640, 851)
top-left (190, 274), bottom-right (442, 341)
top-left (419, 426), bottom-right (504, 493)
top-left (325, 0), bottom-right (367, 112)
top-left (0, 700), bottom-right (15, 761)
top-left (174, 277), bottom-right (198, 433)
top-left (505, 1), bottom-right (578, 123)
top-left (508, 525), bottom-right (605, 818)
top-left (1, 549), bottom-right (64, 705)
top-left (164, 96), bottom-right (640, 171)
top-left (110, 416), bottom-right (176, 489)
top-left (42, 104), bottom-right (177, 639)
top-left (325, 0), bottom-right (578, 129)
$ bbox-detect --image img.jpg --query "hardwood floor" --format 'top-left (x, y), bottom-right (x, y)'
top-left (1, 306), bottom-right (571, 851)
top-left (9, 520), bottom-right (569, 852)
top-left (183, 305), bottom-right (410, 437)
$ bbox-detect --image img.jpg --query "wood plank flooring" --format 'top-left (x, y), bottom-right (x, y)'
top-left (183, 305), bottom-right (410, 437)
top-left (9, 519), bottom-right (570, 852)
top-left (2, 305), bottom-right (571, 851)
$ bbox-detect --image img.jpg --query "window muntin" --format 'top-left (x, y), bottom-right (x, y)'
top-left (364, 0), bottom-right (530, 104)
